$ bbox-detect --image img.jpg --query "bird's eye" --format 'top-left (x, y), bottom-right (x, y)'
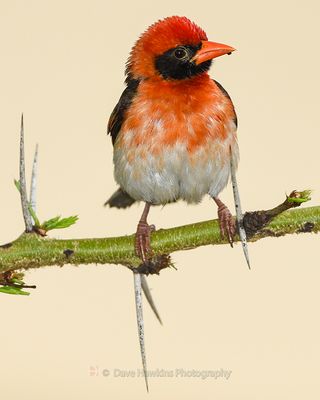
top-left (174, 48), bottom-right (188, 59)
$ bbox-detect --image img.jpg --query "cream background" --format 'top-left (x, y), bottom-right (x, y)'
top-left (0, 0), bottom-right (319, 398)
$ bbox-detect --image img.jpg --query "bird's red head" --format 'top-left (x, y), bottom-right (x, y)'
top-left (126, 16), bottom-right (235, 81)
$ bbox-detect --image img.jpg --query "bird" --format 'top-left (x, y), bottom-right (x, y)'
top-left (106, 15), bottom-right (240, 263)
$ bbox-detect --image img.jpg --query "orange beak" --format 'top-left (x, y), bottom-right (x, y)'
top-left (192, 40), bottom-right (236, 65)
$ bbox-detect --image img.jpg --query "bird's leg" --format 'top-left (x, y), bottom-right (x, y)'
top-left (135, 202), bottom-right (155, 262)
top-left (213, 197), bottom-right (236, 247)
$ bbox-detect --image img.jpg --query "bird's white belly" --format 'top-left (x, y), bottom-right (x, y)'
top-left (113, 132), bottom-right (239, 204)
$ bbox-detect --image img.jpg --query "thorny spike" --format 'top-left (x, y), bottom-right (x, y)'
top-left (230, 147), bottom-right (251, 269)
top-left (141, 275), bottom-right (163, 325)
top-left (133, 272), bottom-right (149, 391)
top-left (30, 143), bottom-right (39, 216)
top-left (19, 114), bottom-right (33, 232)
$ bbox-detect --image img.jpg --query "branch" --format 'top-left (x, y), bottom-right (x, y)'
top-left (1, 117), bottom-right (319, 276)
top-left (0, 203), bottom-right (319, 274)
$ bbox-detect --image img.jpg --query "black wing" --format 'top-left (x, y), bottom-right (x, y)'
top-left (106, 78), bottom-right (140, 208)
top-left (213, 79), bottom-right (238, 128)
top-left (107, 78), bottom-right (140, 145)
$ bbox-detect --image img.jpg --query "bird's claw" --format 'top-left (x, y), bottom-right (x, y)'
top-left (217, 204), bottom-right (236, 247)
top-left (135, 222), bottom-right (156, 262)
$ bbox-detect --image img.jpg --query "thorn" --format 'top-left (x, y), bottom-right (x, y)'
top-left (30, 143), bottom-right (39, 216)
top-left (239, 226), bottom-right (251, 269)
top-left (133, 272), bottom-right (149, 392)
top-left (19, 114), bottom-right (33, 232)
top-left (141, 275), bottom-right (163, 325)
top-left (230, 147), bottom-right (251, 269)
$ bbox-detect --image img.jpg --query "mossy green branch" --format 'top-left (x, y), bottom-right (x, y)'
top-left (0, 205), bottom-right (319, 274)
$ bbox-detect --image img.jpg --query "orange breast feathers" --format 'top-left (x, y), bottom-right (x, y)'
top-left (116, 74), bottom-right (237, 154)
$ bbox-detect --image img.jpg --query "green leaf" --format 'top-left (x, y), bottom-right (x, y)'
top-left (0, 286), bottom-right (30, 296)
top-left (28, 205), bottom-right (41, 227)
top-left (15, 179), bottom-right (78, 232)
top-left (287, 190), bottom-right (312, 204)
top-left (42, 216), bottom-right (60, 229)
top-left (288, 197), bottom-right (310, 204)
top-left (14, 179), bottom-right (21, 192)
top-left (11, 278), bottom-right (25, 285)
top-left (42, 215), bottom-right (78, 231)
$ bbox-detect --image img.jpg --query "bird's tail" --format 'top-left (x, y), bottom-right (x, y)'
top-left (104, 187), bottom-right (136, 209)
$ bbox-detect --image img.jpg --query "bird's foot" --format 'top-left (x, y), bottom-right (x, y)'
top-left (215, 198), bottom-right (236, 247)
top-left (135, 221), bottom-right (156, 262)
